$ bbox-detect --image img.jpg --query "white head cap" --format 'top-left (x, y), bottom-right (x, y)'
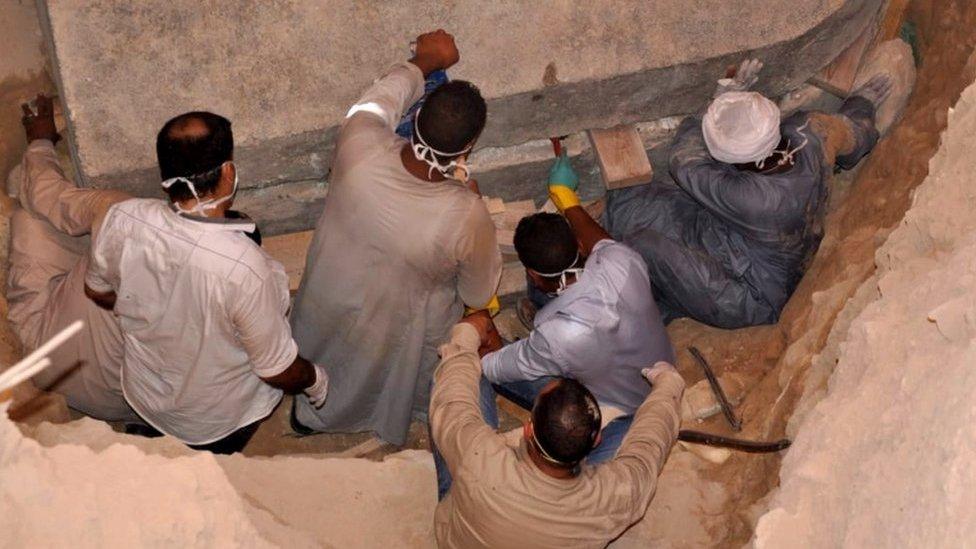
top-left (702, 91), bottom-right (781, 164)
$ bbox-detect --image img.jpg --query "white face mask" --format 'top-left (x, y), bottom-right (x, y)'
top-left (161, 161), bottom-right (238, 216)
top-left (535, 252), bottom-right (584, 296)
top-left (411, 107), bottom-right (472, 182)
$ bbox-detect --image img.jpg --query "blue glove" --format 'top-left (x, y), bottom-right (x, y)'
top-left (547, 152), bottom-right (580, 212)
top-left (548, 152), bottom-right (579, 190)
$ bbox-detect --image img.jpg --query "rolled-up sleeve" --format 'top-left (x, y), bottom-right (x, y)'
top-left (231, 271), bottom-right (299, 378)
top-left (85, 207), bottom-right (122, 293)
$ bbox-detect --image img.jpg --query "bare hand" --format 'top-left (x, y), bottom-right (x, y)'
top-left (461, 309), bottom-right (502, 356)
top-left (714, 58), bottom-right (763, 97)
top-left (21, 94), bottom-right (61, 145)
top-left (411, 29), bottom-right (460, 76)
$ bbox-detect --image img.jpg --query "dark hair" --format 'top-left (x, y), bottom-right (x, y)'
top-left (156, 111), bottom-right (233, 203)
top-left (414, 80), bottom-right (486, 162)
top-left (514, 213), bottom-right (578, 276)
top-left (532, 378), bottom-right (602, 466)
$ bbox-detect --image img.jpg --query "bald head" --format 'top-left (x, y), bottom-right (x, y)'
top-left (156, 111), bottom-right (233, 203)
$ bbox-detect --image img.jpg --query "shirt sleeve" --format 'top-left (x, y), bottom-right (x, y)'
top-left (455, 197), bottom-right (503, 309)
top-left (332, 62), bottom-right (426, 173)
top-left (85, 206), bottom-right (122, 293)
top-left (598, 368), bottom-right (685, 524)
top-left (481, 317), bottom-right (573, 384)
top-left (230, 267), bottom-right (299, 378)
top-left (430, 323), bottom-right (505, 473)
top-left (667, 117), bottom-right (776, 226)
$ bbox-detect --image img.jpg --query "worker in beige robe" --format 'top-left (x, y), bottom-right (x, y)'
top-left (430, 312), bottom-right (685, 548)
top-left (290, 30), bottom-right (502, 445)
top-left (6, 94), bottom-right (137, 422)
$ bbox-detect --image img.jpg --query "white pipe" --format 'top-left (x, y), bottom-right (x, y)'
top-left (0, 358), bottom-right (52, 394)
top-left (0, 320), bottom-right (83, 393)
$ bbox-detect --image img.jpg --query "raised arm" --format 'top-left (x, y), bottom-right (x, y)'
top-left (19, 94), bottom-right (128, 237)
top-left (545, 152), bottom-right (611, 256)
top-left (335, 30), bottom-right (461, 167)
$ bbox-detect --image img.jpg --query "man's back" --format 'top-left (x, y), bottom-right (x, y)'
top-left (289, 61), bottom-right (501, 445)
top-left (432, 323), bottom-right (685, 548)
top-left (87, 198), bottom-right (296, 445)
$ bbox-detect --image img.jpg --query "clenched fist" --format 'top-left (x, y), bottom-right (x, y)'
top-left (411, 29), bottom-right (460, 77)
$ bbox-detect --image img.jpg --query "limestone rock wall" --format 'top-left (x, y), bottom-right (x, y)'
top-left (39, 0), bottom-right (884, 234)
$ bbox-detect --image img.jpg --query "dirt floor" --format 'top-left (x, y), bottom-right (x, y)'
top-left (2, 0), bottom-right (976, 545)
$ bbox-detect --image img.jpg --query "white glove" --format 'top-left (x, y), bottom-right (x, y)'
top-left (641, 361), bottom-right (680, 386)
top-left (714, 58), bottom-right (764, 98)
top-left (304, 363), bottom-right (330, 409)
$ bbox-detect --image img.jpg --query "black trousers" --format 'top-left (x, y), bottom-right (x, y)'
top-left (125, 420), bottom-right (261, 455)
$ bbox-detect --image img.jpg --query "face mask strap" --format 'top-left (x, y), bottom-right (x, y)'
top-left (773, 120), bottom-right (810, 168)
top-left (160, 162), bottom-right (237, 215)
top-left (535, 252), bottom-right (583, 296)
top-left (411, 106), bottom-right (473, 182)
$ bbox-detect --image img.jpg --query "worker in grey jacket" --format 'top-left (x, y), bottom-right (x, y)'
top-left (605, 60), bottom-right (891, 328)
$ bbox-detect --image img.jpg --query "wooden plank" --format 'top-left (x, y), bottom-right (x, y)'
top-left (586, 125), bottom-right (653, 190)
top-left (809, 21), bottom-right (877, 96)
top-left (501, 199), bottom-right (537, 230)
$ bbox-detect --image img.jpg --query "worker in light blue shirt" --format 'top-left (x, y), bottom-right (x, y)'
top-left (482, 153), bottom-right (676, 464)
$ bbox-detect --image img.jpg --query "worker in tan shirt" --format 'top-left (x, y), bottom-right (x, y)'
top-left (430, 311), bottom-right (685, 548)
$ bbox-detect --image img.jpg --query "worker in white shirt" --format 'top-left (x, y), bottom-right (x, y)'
top-left (6, 94), bottom-right (138, 423)
top-left (84, 111), bottom-right (328, 454)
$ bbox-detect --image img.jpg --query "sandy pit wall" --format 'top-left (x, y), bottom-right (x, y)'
top-left (39, 0), bottom-right (884, 235)
top-left (753, 69), bottom-right (976, 548)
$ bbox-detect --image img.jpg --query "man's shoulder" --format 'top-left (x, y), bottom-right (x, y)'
top-left (196, 234), bottom-right (283, 285)
top-left (105, 197), bottom-right (169, 223)
top-left (588, 239), bottom-right (646, 273)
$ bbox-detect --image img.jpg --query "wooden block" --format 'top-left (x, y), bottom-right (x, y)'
top-left (809, 22), bottom-right (877, 96)
top-left (587, 125), bottom-right (653, 190)
top-left (496, 228), bottom-right (515, 254)
top-left (481, 196), bottom-right (506, 215)
top-left (502, 199), bottom-right (537, 230)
